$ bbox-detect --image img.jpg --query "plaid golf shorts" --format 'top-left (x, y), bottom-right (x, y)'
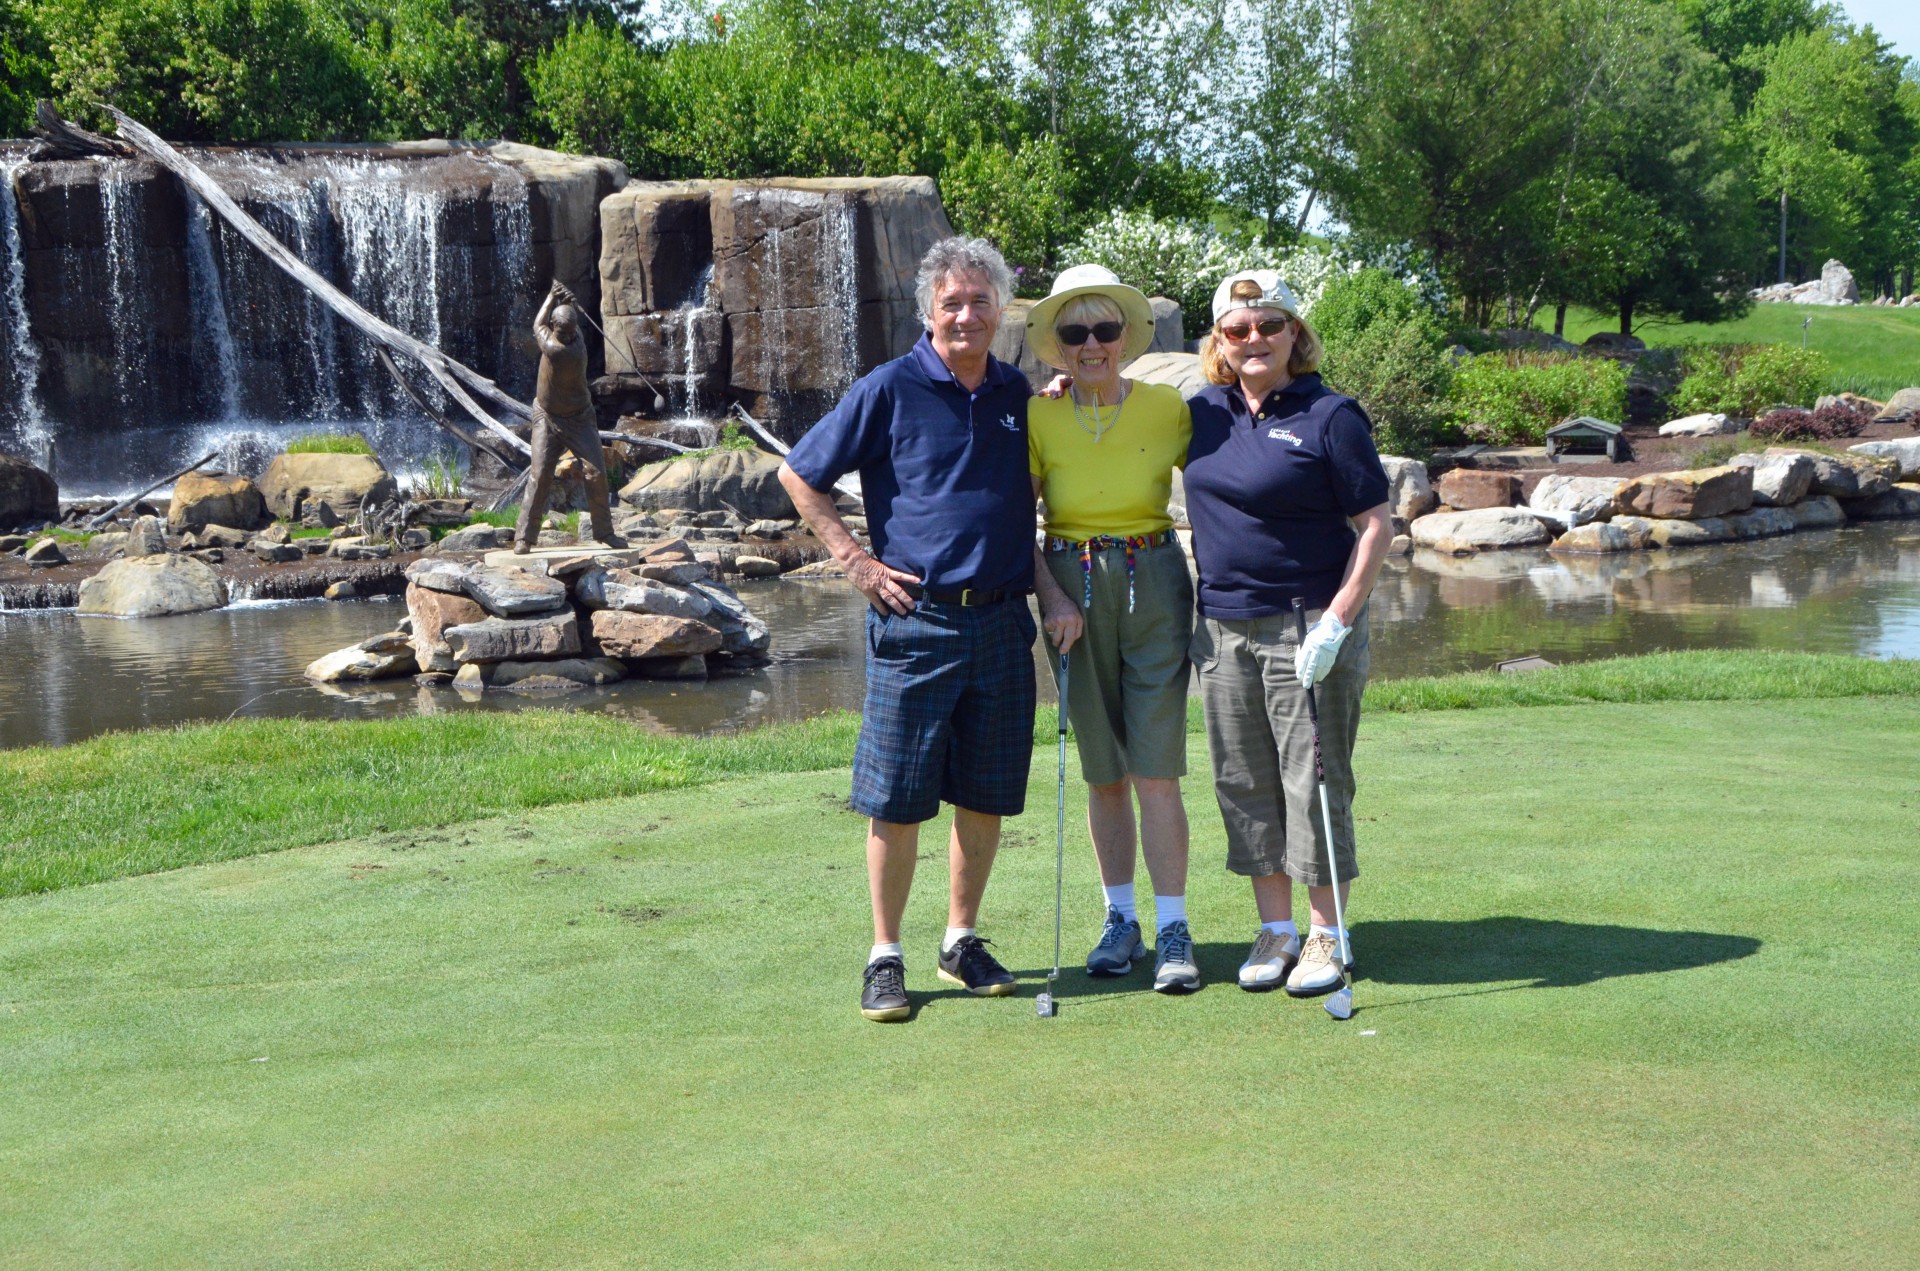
top-left (850, 598), bottom-right (1038, 824)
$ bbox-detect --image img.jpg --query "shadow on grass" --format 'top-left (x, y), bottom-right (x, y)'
top-left (1354, 917), bottom-right (1761, 992)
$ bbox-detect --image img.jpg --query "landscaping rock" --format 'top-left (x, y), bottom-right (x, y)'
top-left (1787, 495), bottom-right (1846, 530)
top-left (1435, 468), bottom-right (1519, 511)
top-left (1528, 474), bottom-right (1623, 525)
top-left (786, 560), bottom-right (846, 578)
top-left (628, 654), bottom-right (709, 680)
top-left (0, 453), bottom-right (58, 530)
top-left (1604, 516), bottom-right (1657, 550)
top-left (406, 584), bottom-right (489, 673)
top-left (635, 561), bottom-right (710, 586)
top-left (488, 657), bottom-right (628, 687)
top-left (1387, 533), bottom-right (1412, 556)
top-left (643, 537), bottom-right (698, 563)
top-left (324, 581), bottom-right (359, 600)
top-left (462, 565), bottom-right (569, 616)
top-left (619, 448), bottom-right (796, 519)
top-left (1843, 483), bottom-right (1920, 520)
top-left (1550, 523), bottom-right (1632, 553)
top-left (1847, 439), bottom-right (1920, 482)
top-left (250, 540), bottom-right (303, 563)
top-left (328, 538), bottom-right (391, 560)
top-left (1617, 465), bottom-right (1753, 519)
top-left (589, 610), bottom-right (723, 658)
top-left (406, 559), bottom-right (471, 593)
top-left (1641, 516), bottom-right (1730, 546)
top-left (167, 471), bottom-right (266, 532)
top-left (77, 554), bottom-right (228, 617)
top-left (410, 498), bottom-right (474, 527)
top-left (1722, 506), bottom-right (1797, 539)
top-left (1379, 457), bottom-right (1437, 521)
top-left (23, 536), bottom-right (65, 567)
top-left (1657, 412), bottom-right (1734, 437)
top-left (260, 452), bottom-right (398, 522)
top-left (584, 570), bottom-right (715, 620)
top-left (1769, 448), bottom-right (1897, 500)
top-left (1408, 507), bottom-right (1551, 554)
top-left (444, 609), bottom-right (582, 663)
top-left (196, 523), bottom-right (250, 550)
top-left (1728, 451), bottom-right (1814, 507)
top-left (125, 515), bottom-right (168, 557)
top-left (744, 519), bottom-right (789, 538)
top-left (305, 632), bottom-right (418, 682)
top-left (436, 523), bottom-right (507, 553)
top-left (734, 555), bottom-right (782, 578)
top-left (1871, 387), bottom-right (1920, 423)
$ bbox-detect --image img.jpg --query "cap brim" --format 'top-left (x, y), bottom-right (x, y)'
top-left (1027, 283), bottom-right (1157, 370)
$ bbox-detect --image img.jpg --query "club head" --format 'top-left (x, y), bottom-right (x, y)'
top-left (1325, 987), bottom-right (1354, 1021)
top-left (1035, 991), bottom-right (1055, 1018)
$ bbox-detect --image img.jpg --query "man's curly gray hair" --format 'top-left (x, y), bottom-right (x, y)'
top-left (915, 237), bottom-right (1015, 327)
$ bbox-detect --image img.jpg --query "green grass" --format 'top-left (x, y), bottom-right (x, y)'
top-left (1563, 303), bottom-right (1920, 398)
top-left (283, 431), bottom-right (374, 456)
top-left (6, 652), bottom-right (1914, 900)
top-left (2, 695), bottom-right (1917, 1266)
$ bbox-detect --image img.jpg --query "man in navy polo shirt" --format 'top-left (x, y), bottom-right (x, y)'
top-left (778, 236), bottom-right (1037, 1023)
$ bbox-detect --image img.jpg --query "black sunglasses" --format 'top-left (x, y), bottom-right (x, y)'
top-left (1056, 320), bottom-right (1125, 346)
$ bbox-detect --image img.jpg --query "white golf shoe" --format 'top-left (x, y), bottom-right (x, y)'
top-left (1285, 931), bottom-right (1348, 997)
top-left (1238, 929), bottom-right (1301, 991)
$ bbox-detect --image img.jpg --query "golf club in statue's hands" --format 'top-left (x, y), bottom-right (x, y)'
top-left (1037, 651), bottom-right (1069, 1019)
top-left (1293, 598), bottom-right (1356, 1021)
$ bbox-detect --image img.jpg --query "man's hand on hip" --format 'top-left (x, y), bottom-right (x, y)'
top-left (849, 551), bottom-right (920, 615)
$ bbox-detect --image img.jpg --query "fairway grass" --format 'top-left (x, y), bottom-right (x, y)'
top-left (3, 697), bottom-right (1918, 1267)
top-left (1562, 303), bottom-right (1920, 396)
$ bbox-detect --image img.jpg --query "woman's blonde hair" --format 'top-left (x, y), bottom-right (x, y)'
top-left (1055, 294), bottom-right (1126, 330)
top-left (1199, 279), bottom-right (1322, 385)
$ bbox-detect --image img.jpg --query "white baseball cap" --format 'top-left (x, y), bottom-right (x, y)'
top-left (1211, 270), bottom-right (1301, 323)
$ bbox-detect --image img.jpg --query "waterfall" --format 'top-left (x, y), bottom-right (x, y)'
top-left (489, 168), bottom-right (534, 398)
top-left (185, 193), bottom-right (242, 421)
top-left (332, 161), bottom-right (445, 416)
top-left (824, 194), bottom-right (860, 392)
top-left (99, 161), bottom-right (154, 419)
top-left (679, 261), bottom-right (714, 420)
top-left (0, 156), bottom-right (49, 455)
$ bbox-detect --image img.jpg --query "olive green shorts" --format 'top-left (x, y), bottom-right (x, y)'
top-left (1192, 603), bottom-right (1369, 884)
top-left (1044, 539), bottom-right (1194, 787)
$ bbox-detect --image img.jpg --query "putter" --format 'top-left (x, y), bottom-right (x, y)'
top-left (1037, 651), bottom-right (1069, 1019)
top-left (1293, 599), bottom-right (1355, 1021)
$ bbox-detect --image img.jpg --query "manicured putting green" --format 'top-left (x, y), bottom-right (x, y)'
top-left (4, 696), bottom-right (1917, 1267)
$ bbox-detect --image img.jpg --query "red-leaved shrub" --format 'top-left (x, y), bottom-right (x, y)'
top-left (1748, 403), bottom-right (1870, 442)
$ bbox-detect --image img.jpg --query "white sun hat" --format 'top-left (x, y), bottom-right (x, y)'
top-left (1211, 270), bottom-right (1301, 324)
top-left (1026, 264), bottom-right (1157, 371)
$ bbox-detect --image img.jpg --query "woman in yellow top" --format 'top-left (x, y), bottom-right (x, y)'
top-left (1027, 265), bottom-right (1200, 992)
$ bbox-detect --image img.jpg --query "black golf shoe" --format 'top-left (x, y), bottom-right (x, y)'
top-left (861, 956), bottom-right (909, 1022)
top-left (937, 935), bottom-right (1017, 996)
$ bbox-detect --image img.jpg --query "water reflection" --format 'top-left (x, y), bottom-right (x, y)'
top-left (4, 524), bottom-right (1919, 749)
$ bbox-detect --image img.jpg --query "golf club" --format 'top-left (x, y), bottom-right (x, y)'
top-left (1292, 598), bottom-right (1355, 1021)
top-left (1037, 651), bottom-right (1069, 1019)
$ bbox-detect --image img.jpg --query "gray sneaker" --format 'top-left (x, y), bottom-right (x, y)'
top-left (1086, 906), bottom-right (1144, 976)
top-left (1153, 920), bottom-right (1201, 993)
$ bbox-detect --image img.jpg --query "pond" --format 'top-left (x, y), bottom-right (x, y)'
top-left (4, 521), bottom-right (1918, 750)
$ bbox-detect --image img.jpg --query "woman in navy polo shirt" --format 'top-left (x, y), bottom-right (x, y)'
top-left (1183, 271), bottom-right (1393, 1000)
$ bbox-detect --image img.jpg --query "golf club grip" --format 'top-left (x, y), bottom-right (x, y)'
top-left (1058, 652), bottom-right (1070, 736)
top-left (1290, 598), bottom-right (1322, 726)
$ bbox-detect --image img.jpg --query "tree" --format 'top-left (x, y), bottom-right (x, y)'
top-left (0, 0), bottom-right (53, 136)
top-left (1667, 0), bottom-right (1831, 109)
top-left (1212, 0), bottom-right (1350, 242)
top-left (1744, 25), bottom-right (1878, 284)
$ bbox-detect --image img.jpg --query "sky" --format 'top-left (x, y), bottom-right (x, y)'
top-left (1840, 1), bottom-right (1920, 63)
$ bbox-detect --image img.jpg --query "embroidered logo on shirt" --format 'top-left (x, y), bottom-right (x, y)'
top-left (1268, 427), bottom-right (1303, 445)
top-left (1000, 413), bottom-right (1021, 432)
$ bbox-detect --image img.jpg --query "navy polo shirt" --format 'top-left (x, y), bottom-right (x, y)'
top-left (1184, 372), bottom-right (1390, 619)
top-left (785, 333), bottom-right (1035, 593)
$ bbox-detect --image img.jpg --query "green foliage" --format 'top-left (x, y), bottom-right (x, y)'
top-left (1671, 342), bottom-right (1829, 415)
top-left (1449, 351), bottom-right (1627, 444)
top-left (936, 134), bottom-right (1070, 285)
top-left (284, 430), bottom-right (373, 455)
top-left (360, 0), bottom-right (511, 140)
top-left (413, 446), bottom-right (464, 499)
top-left (0, 0), bottom-right (54, 136)
top-left (1310, 267), bottom-right (1445, 351)
top-left (1314, 269), bottom-right (1452, 458)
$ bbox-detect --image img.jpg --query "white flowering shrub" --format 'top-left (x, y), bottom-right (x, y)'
top-left (1062, 210), bottom-right (1358, 337)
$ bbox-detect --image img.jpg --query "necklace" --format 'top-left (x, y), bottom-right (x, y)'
top-left (1071, 380), bottom-right (1129, 442)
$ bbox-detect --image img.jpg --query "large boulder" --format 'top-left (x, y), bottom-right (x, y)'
top-left (126, 515), bottom-right (168, 557)
top-left (1380, 457), bottom-right (1438, 521)
top-left (1436, 469), bottom-right (1520, 511)
top-left (77, 554), bottom-right (228, 617)
top-left (167, 471), bottom-right (266, 532)
top-left (1408, 507), bottom-right (1551, 554)
top-left (1817, 259), bottom-right (1859, 305)
top-left (1657, 412), bottom-right (1734, 437)
top-left (0, 453), bottom-right (58, 530)
top-left (260, 452), bottom-right (398, 523)
top-left (1787, 496), bottom-right (1846, 530)
top-left (406, 583), bottom-right (489, 673)
top-left (1845, 483), bottom-right (1920, 521)
top-left (1610, 514), bottom-right (1729, 547)
top-left (690, 580), bottom-right (773, 655)
top-left (460, 565), bottom-right (569, 616)
top-left (444, 609), bottom-right (582, 663)
top-left (1770, 448), bottom-right (1896, 500)
top-left (1847, 439), bottom-right (1920, 483)
top-left (1550, 522), bottom-right (1633, 553)
top-left (620, 449), bottom-right (795, 519)
top-left (305, 632), bottom-right (418, 682)
top-left (589, 610), bottom-right (724, 658)
top-left (1722, 506), bottom-right (1797, 539)
top-left (1871, 388), bottom-right (1920, 423)
top-left (1529, 474), bottom-right (1623, 525)
top-left (1728, 452), bottom-right (1814, 507)
top-left (1617, 465), bottom-right (1753, 520)
top-left (1122, 351), bottom-right (1209, 398)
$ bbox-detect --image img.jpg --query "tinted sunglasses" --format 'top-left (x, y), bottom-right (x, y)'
top-left (1056, 320), bottom-right (1125, 346)
top-left (1219, 318), bottom-right (1291, 342)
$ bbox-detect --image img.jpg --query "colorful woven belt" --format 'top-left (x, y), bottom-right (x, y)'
top-left (1043, 529), bottom-right (1177, 613)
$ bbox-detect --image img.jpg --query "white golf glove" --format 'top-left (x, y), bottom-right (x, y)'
top-left (1294, 610), bottom-right (1349, 685)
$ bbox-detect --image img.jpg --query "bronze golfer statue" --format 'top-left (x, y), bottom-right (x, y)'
top-left (513, 280), bottom-right (618, 553)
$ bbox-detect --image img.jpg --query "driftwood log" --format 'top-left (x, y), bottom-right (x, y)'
top-left (103, 106), bottom-right (535, 460)
top-left (86, 451), bottom-right (216, 529)
top-left (28, 100), bottom-right (133, 161)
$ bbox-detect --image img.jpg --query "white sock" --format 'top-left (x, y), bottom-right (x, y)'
top-left (869, 942), bottom-right (903, 965)
top-left (942, 926), bottom-right (975, 953)
top-left (1155, 895), bottom-right (1187, 930)
top-left (1102, 882), bottom-right (1137, 922)
top-left (1309, 923), bottom-right (1349, 947)
top-left (1261, 919), bottom-right (1298, 938)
